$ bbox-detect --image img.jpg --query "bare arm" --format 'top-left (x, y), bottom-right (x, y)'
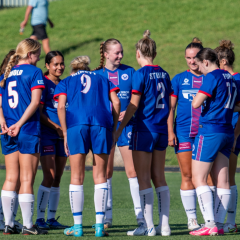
top-left (109, 91), bottom-right (121, 132)
top-left (192, 92), bottom-right (208, 109)
top-left (20, 6), bottom-right (33, 28)
top-left (232, 115), bottom-right (240, 151)
top-left (0, 96), bottom-right (8, 135)
top-left (47, 18), bottom-right (54, 28)
top-left (167, 96), bottom-right (177, 146)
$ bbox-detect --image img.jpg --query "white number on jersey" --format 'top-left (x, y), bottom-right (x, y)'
top-left (81, 74), bottom-right (91, 94)
top-left (156, 82), bottom-right (165, 109)
top-left (8, 81), bottom-right (18, 109)
top-left (224, 82), bottom-right (237, 109)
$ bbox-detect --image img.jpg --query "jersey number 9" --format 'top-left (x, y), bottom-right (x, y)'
top-left (8, 81), bottom-right (18, 109)
top-left (81, 74), bottom-right (91, 94)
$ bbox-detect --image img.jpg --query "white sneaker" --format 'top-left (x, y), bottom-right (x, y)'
top-left (14, 219), bottom-right (23, 231)
top-left (127, 224), bottom-right (145, 236)
top-left (223, 223), bottom-right (237, 233)
top-left (188, 218), bottom-right (200, 230)
top-left (0, 220), bottom-right (4, 231)
top-left (144, 226), bottom-right (156, 236)
top-left (155, 225), bottom-right (171, 236)
top-left (104, 219), bottom-right (112, 229)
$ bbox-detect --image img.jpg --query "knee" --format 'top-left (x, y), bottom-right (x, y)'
top-left (181, 171), bottom-right (192, 182)
top-left (151, 175), bottom-right (167, 188)
top-left (43, 172), bottom-right (54, 185)
top-left (71, 173), bottom-right (85, 185)
top-left (53, 175), bottom-right (62, 186)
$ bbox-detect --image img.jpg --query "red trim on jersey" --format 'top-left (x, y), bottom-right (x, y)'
top-left (169, 91), bottom-right (174, 96)
top-left (44, 75), bottom-right (50, 80)
top-left (31, 85), bottom-right (45, 91)
top-left (145, 65), bottom-right (159, 67)
top-left (187, 70), bottom-right (190, 72)
top-left (53, 93), bottom-right (67, 101)
top-left (233, 72), bottom-right (239, 76)
top-left (110, 87), bottom-right (120, 93)
top-left (132, 90), bottom-right (142, 95)
top-left (171, 94), bottom-right (177, 98)
top-left (40, 101), bottom-right (44, 105)
top-left (0, 94), bottom-right (2, 96)
top-left (199, 90), bottom-right (211, 97)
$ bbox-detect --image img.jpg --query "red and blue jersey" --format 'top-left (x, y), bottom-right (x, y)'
top-left (131, 65), bottom-right (173, 134)
top-left (172, 70), bottom-right (204, 137)
top-left (199, 69), bottom-right (240, 133)
top-left (94, 64), bottom-right (135, 112)
top-left (53, 71), bottom-right (119, 130)
top-left (0, 64), bottom-right (45, 136)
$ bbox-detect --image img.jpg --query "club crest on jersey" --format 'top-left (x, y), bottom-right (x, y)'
top-left (182, 78), bottom-right (190, 85)
top-left (127, 132), bottom-right (132, 139)
top-left (121, 74), bottom-right (129, 80)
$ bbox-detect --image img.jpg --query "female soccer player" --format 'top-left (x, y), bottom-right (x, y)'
top-left (35, 51), bottom-right (68, 229)
top-left (93, 39), bottom-right (144, 228)
top-left (70, 56), bottom-right (90, 74)
top-left (215, 40), bottom-right (240, 233)
top-left (0, 38), bottom-right (47, 235)
top-left (168, 38), bottom-right (205, 230)
top-left (54, 66), bottom-right (120, 237)
top-left (116, 30), bottom-right (173, 236)
top-left (190, 48), bottom-right (240, 236)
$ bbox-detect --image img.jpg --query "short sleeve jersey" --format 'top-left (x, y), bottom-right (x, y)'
top-left (40, 76), bottom-right (64, 139)
top-left (199, 69), bottom-right (240, 133)
top-left (172, 70), bottom-right (204, 137)
top-left (29, 0), bottom-right (49, 26)
top-left (131, 65), bottom-right (173, 134)
top-left (94, 64), bottom-right (135, 112)
top-left (232, 73), bottom-right (240, 129)
top-left (53, 71), bottom-right (119, 130)
top-left (0, 64), bottom-right (45, 136)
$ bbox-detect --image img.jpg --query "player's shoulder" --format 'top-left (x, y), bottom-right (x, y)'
top-left (119, 64), bottom-right (135, 71)
top-left (233, 73), bottom-right (240, 81)
top-left (172, 70), bottom-right (189, 81)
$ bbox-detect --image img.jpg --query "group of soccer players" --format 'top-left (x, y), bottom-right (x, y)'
top-left (0, 30), bottom-right (239, 237)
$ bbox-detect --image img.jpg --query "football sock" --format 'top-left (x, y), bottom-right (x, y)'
top-left (128, 177), bottom-right (144, 220)
top-left (209, 186), bottom-right (216, 209)
top-left (13, 193), bottom-right (19, 221)
top-left (140, 188), bottom-right (154, 228)
top-left (69, 184), bottom-right (84, 225)
top-left (36, 185), bottom-right (50, 220)
top-left (19, 194), bottom-right (34, 229)
top-left (1, 190), bottom-right (16, 227)
top-left (215, 188), bottom-right (231, 228)
top-left (0, 198), bottom-right (4, 221)
top-left (226, 185), bottom-right (238, 225)
top-left (105, 178), bottom-right (112, 220)
top-left (94, 182), bottom-right (108, 224)
top-left (47, 187), bottom-right (60, 220)
top-left (156, 186), bottom-right (170, 227)
top-left (180, 189), bottom-right (197, 220)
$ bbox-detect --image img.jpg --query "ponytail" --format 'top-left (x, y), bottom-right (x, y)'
top-left (92, 42), bottom-right (105, 71)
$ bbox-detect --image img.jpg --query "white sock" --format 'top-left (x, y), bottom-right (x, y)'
top-left (69, 184), bottom-right (84, 225)
top-left (36, 185), bottom-right (50, 220)
top-left (215, 188), bottom-right (231, 225)
top-left (128, 177), bottom-right (144, 220)
top-left (180, 189), bottom-right (197, 220)
top-left (105, 178), bottom-right (112, 220)
top-left (196, 186), bottom-right (214, 224)
top-left (140, 188), bottom-right (154, 228)
top-left (209, 186), bottom-right (216, 209)
top-left (227, 185), bottom-right (238, 225)
top-left (0, 198), bottom-right (3, 221)
top-left (47, 187), bottom-right (60, 220)
top-left (94, 182), bottom-right (108, 224)
top-left (1, 190), bottom-right (16, 227)
top-left (19, 194), bottom-right (34, 229)
top-left (156, 186), bottom-right (170, 227)
top-left (13, 193), bottom-right (19, 221)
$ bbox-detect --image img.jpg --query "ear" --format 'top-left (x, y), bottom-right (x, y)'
top-left (221, 59), bottom-right (227, 66)
top-left (203, 59), bottom-right (208, 67)
top-left (136, 50), bottom-right (141, 59)
top-left (46, 63), bottom-right (50, 70)
top-left (104, 51), bottom-right (108, 59)
top-left (153, 52), bottom-right (157, 60)
top-left (27, 52), bottom-right (32, 59)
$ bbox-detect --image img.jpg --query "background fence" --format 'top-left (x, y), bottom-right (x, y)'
top-left (0, 0), bottom-right (57, 7)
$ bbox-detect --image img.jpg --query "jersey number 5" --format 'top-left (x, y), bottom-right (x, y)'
top-left (156, 82), bottom-right (165, 109)
top-left (225, 82), bottom-right (237, 109)
top-left (8, 81), bottom-right (18, 109)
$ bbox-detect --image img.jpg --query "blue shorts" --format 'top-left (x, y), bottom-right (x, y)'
top-left (174, 135), bottom-right (195, 154)
top-left (192, 131), bottom-right (234, 162)
top-left (67, 125), bottom-right (112, 155)
top-left (129, 131), bottom-right (168, 152)
top-left (117, 122), bottom-right (132, 147)
top-left (1, 132), bottom-right (40, 155)
top-left (40, 138), bottom-right (66, 157)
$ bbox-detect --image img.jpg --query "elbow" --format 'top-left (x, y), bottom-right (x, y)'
top-left (58, 104), bottom-right (65, 111)
top-left (192, 101), bottom-right (199, 109)
top-left (113, 98), bottom-right (121, 109)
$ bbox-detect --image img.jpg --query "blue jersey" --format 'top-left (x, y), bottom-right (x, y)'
top-left (40, 76), bottom-right (62, 139)
top-left (232, 73), bottom-right (240, 129)
top-left (95, 64), bottom-right (135, 112)
top-left (172, 70), bottom-right (204, 137)
top-left (0, 64), bottom-right (45, 136)
top-left (199, 69), bottom-right (240, 133)
top-left (132, 65), bottom-right (173, 134)
top-left (53, 71), bottom-right (119, 130)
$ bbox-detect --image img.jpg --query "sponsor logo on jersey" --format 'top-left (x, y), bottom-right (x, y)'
top-left (118, 91), bottom-right (130, 99)
top-left (37, 80), bottom-right (44, 84)
top-left (182, 78), bottom-right (190, 85)
top-left (121, 74), bottom-right (129, 80)
top-left (182, 89), bottom-right (198, 101)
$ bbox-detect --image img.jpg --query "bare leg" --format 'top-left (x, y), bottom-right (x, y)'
top-left (30, 35), bottom-right (38, 41)
top-left (42, 38), bottom-right (51, 54)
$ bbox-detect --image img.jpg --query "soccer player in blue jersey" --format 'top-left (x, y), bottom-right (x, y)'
top-left (0, 39), bottom-right (48, 235)
top-left (190, 48), bottom-right (240, 236)
top-left (93, 39), bottom-right (144, 228)
top-left (215, 40), bottom-right (240, 233)
top-left (35, 51), bottom-right (68, 230)
top-left (54, 69), bottom-right (120, 237)
top-left (116, 30), bottom-right (173, 236)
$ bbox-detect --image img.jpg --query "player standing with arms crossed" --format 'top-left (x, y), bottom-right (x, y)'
top-left (116, 30), bottom-right (173, 236)
top-left (190, 48), bottom-right (240, 236)
top-left (215, 40), bottom-right (240, 233)
top-left (0, 39), bottom-right (48, 235)
top-left (93, 39), bottom-right (144, 228)
top-left (54, 68), bottom-right (120, 237)
top-left (35, 51), bottom-right (68, 229)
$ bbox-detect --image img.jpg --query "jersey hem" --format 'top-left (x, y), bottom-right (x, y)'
top-left (110, 87), bottom-right (120, 93)
top-left (132, 90), bottom-right (142, 95)
top-left (53, 93), bottom-right (67, 101)
top-left (31, 85), bottom-right (45, 91)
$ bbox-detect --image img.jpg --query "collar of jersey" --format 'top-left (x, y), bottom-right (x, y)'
top-left (145, 65), bottom-right (159, 67)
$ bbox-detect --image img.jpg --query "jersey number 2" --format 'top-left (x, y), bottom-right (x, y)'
top-left (8, 81), bottom-right (18, 109)
top-left (156, 82), bottom-right (165, 109)
top-left (225, 82), bottom-right (237, 109)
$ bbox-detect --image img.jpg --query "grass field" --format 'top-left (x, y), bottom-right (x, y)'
top-left (0, 170), bottom-right (238, 239)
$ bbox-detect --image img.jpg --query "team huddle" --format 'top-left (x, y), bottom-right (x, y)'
top-left (0, 30), bottom-right (239, 237)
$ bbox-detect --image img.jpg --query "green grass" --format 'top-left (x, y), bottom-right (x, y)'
top-left (0, 170), bottom-right (239, 239)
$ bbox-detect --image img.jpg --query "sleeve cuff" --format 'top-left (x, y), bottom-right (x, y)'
top-left (40, 101), bottom-right (44, 105)
top-left (132, 90), bottom-right (142, 95)
top-left (53, 93), bottom-right (67, 101)
top-left (169, 91), bottom-right (174, 96)
top-left (0, 94), bottom-right (2, 96)
top-left (110, 87), bottom-right (120, 93)
top-left (199, 90), bottom-right (212, 97)
top-left (31, 85), bottom-right (45, 91)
